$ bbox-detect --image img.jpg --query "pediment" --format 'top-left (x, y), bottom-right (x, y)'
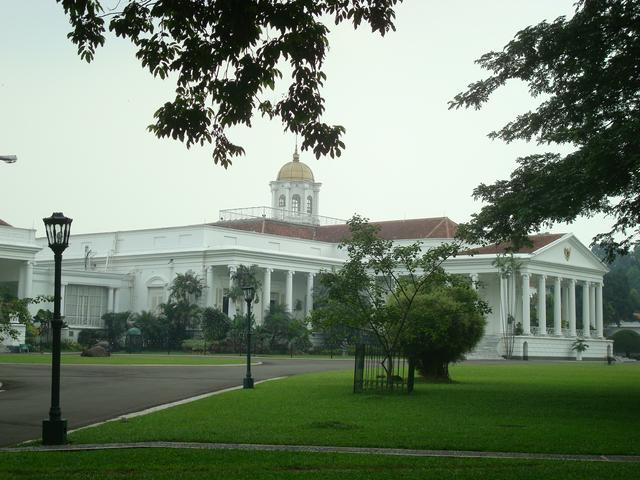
top-left (531, 234), bottom-right (607, 273)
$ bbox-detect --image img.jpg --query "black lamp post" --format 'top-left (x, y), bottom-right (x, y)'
top-left (42, 212), bottom-right (72, 445)
top-left (242, 285), bottom-right (255, 389)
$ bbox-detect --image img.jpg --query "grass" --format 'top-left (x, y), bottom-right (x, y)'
top-left (1, 448), bottom-right (638, 480)
top-left (0, 353), bottom-right (245, 366)
top-left (66, 362), bottom-right (640, 455)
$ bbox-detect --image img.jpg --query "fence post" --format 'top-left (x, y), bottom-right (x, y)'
top-left (407, 357), bottom-right (415, 393)
top-left (353, 343), bottom-right (365, 393)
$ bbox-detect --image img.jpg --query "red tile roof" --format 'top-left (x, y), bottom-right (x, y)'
top-left (463, 233), bottom-right (565, 255)
top-left (0, 218), bottom-right (11, 227)
top-left (210, 217), bottom-right (458, 243)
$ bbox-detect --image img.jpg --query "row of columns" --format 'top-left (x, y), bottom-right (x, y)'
top-left (519, 273), bottom-right (603, 338)
top-left (205, 265), bottom-right (316, 316)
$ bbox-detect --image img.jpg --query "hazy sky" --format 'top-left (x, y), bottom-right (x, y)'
top-left (0, 1), bottom-right (611, 246)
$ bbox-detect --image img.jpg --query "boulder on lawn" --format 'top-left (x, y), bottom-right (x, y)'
top-left (81, 345), bottom-right (110, 357)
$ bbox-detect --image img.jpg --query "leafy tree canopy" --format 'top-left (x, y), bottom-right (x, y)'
top-left (398, 278), bottom-right (489, 382)
top-left (201, 307), bottom-right (230, 343)
top-left (0, 293), bottom-right (51, 342)
top-left (57, 0), bottom-right (401, 167)
top-left (313, 215), bottom-right (461, 362)
top-left (230, 264), bottom-right (262, 302)
top-left (450, 0), bottom-right (640, 261)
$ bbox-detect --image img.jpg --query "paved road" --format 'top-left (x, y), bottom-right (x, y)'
top-left (0, 358), bottom-right (352, 447)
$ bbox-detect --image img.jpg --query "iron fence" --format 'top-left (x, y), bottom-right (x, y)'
top-left (353, 343), bottom-right (415, 394)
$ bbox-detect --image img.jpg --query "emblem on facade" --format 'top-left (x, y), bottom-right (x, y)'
top-left (564, 247), bottom-right (571, 261)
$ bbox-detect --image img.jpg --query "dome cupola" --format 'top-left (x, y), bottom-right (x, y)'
top-left (276, 149), bottom-right (315, 182)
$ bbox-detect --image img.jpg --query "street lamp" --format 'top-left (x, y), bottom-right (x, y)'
top-left (0, 155), bottom-right (17, 163)
top-left (242, 285), bottom-right (255, 389)
top-left (42, 212), bottom-right (72, 445)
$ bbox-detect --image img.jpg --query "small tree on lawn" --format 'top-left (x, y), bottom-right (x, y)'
top-left (313, 215), bottom-right (462, 385)
top-left (201, 307), bottom-right (230, 353)
top-left (398, 277), bottom-right (489, 382)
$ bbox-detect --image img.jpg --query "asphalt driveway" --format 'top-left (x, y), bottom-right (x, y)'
top-left (0, 358), bottom-right (351, 446)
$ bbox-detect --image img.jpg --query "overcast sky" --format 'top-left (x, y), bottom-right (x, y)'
top-left (0, 1), bottom-right (611, 246)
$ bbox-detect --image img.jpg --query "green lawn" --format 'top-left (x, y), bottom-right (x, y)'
top-left (67, 363), bottom-right (640, 455)
top-left (1, 448), bottom-right (637, 480)
top-left (0, 353), bottom-right (245, 366)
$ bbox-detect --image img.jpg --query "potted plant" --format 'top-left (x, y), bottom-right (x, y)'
top-left (571, 338), bottom-right (589, 361)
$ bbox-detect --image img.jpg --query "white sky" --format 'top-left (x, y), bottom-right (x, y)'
top-left (0, 1), bottom-right (612, 246)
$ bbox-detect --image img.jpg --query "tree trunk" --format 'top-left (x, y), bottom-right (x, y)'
top-left (418, 359), bottom-right (451, 383)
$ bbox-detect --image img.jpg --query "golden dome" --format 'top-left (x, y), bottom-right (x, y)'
top-left (277, 150), bottom-right (314, 182)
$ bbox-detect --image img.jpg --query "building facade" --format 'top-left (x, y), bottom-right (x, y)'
top-left (1, 151), bottom-right (612, 359)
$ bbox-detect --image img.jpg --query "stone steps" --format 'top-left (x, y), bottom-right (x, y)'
top-left (465, 335), bottom-right (504, 360)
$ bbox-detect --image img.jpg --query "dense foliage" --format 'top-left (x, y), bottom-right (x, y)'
top-left (611, 330), bottom-right (640, 357)
top-left (257, 303), bottom-right (310, 354)
top-left (200, 307), bottom-right (230, 351)
top-left (313, 215), bottom-right (462, 380)
top-left (398, 279), bottom-right (488, 382)
top-left (101, 311), bottom-right (132, 349)
top-left (0, 291), bottom-right (50, 342)
top-left (450, 0), bottom-right (640, 261)
top-left (57, 0), bottom-right (401, 166)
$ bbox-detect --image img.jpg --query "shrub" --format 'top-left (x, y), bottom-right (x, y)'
top-left (77, 329), bottom-right (105, 348)
top-left (181, 338), bottom-right (206, 353)
top-left (611, 330), bottom-right (640, 357)
top-left (400, 281), bottom-right (488, 382)
top-left (61, 339), bottom-right (82, 352)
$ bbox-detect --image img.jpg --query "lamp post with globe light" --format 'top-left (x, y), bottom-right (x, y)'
top-left (242, 285), bottom-right (255, 389)
top-left (42, 212), bottom-right (72, 445)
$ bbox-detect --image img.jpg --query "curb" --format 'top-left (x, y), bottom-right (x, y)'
top-left (3, 441), bottom-right (640, 463)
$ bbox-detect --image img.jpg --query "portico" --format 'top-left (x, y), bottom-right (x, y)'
top-left (452, 232), bottom-right (611, 359)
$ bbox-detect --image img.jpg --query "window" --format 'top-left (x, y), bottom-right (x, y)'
top-left (148, 287), bottom-right (165, 312)
top-left (306, 196), bottom-right (313, 214)
top-left (278, 195), bottom-right (286, 208)
top-left (64, 285), bottom-right (108, 328)
top-left (292, 194), bottom-right (301, 213)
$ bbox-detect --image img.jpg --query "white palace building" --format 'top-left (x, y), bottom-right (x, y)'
top-left (1, 150), bottom-right (612, 359)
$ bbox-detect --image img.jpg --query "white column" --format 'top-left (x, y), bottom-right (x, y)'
top-left (60, 284), bottom-right (67, 317)
top-left (589, 282), bottom-right (596, 329)
top-left (24, 261), bottom-right (34, 298)
top-left (306, 272), bottom-right (314, 316)
top-left (569, 279), bottom-right (576, 337)
top-left (508, 273), bottom-right (516, 322)
top-left (582, 281), bottom-right (591, 338)
top-left (537, 275), bottom-right (547, 335)
top-left (228, 265), bottom-right (237, 318)
top-left (596, 282), bottom-right (604, 338)
top-left (499, 274), bottom-right (507, 334)
top-left (207, 266), bottom-right (215, 307)
top-left (553, 277), bottom-right (562, 336)
top-left (107, 287), bottom-right (115, 313)
top-left (263, 268), bottom-right (272, 308)
top-left (562, 284), bottom-right (569, 326)
top-left (285, 270), bottom-right (294, 313)
top-left (113, 289), bottom-right (119, 313)
top-left (17, 261), bottom-right (27, 298)
top-left (521, 273), bottom-right (531, 335)
top-left (470, 273), bottom-right (479, 290)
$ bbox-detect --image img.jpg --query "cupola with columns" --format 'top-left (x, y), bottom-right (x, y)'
top-left (269, 147), bottom-right (322, 224)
